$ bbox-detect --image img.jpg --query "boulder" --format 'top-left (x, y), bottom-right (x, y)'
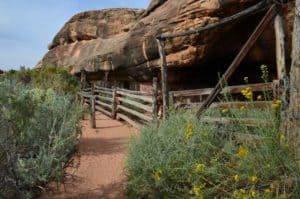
top-left (37, 0), bottom-right (294, 85)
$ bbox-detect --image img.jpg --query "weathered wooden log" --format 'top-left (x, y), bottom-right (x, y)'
top-left (118, 105), bottom-right (152, 122)
top-left (156, 39), bottom-right (169, 119)
top-left (116, 113), bottom-right (141, 129)
top-left (90, 96), bottom-right (96, 128)
top-left (79, 92), bottom-right (92, 98)
top-left (176, 101), bottom-right (272, 110)
top-left (272, 79), bottom-right (281, 99)
top-left (158, 0), bottom-right (268, 39)
top-left (117, 88), bottom-right (152, 96)
top-left (118, 97), bottom-right (152, 112)
top-left (95, 105), bottom-right (112, 117)
top-left (94, 85), bottom-right (113, 92)
top-left (274, 11), bottom-right (289, 123)
top-left (275, 12), bottom-right (286, 81)
top-left (196, 5), bottom-right (277, 117)
top-left (288, 0), bottom-right (300, 158)
top-left (201, 117), bottom-right (273, 127)
top-left (95, 95), bottom-right (113, 103)
top-left (152, 77), bottom-right (158, 121)
top-left (80, 69), bottom-right (87, 89)
top-left (116, 90), bottom-right (153, 103)
top-left (94, 89), bottom-right (113, 96)
top-left (170, 82), bottom-right (274, 97)
top-left (111, 87), bottom-right (117, 119)
top-left (95, 100), bottom-right (112, 110)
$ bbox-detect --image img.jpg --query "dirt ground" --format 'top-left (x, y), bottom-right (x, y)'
top-left (41, 112), bottom-right (137, 199)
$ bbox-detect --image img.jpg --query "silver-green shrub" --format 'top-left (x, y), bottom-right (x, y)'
top-left (0, 79), bottom-right (82, 198)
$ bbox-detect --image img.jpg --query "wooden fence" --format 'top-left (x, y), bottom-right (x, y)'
top-left (78, 78), bottom-right (158, 128)
top-left (170, 81), bottom-right (280, 109)
top-left (79, 80), bottom-right (280, 129)
top-left (169, 81), bottom-right (280, 128)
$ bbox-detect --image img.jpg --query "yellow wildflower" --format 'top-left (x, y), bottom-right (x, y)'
top-left (234, 174), bottom-right (239, 182)
top-left (239, 189), bottom-right (246, 194)
top-left (297, 160), bottom-right (300, 169)
top-left (194, 163), bottom-right (205, 173)
top-left (272, 99), bottom-right (283, 109)
top-left (264, 188), bottom-right (271, 193)
top-left (184, 121), bottom-right (193, 139)
top-left (193, 184), bottom-right (205, 198)
top-left (251, 189), bottom-right (257, 197)
top-left (221, 108), bottom-right (229, 113)
top-left (241, 87), bottom-right (253, 100)
top-left (240, 106), bottom-right (246, 111)
top-left (257, 95), bottom-right (262, 101)
top-left (251, 176), bottom-right (258, 183)
top-left (233, 190), bottom-right (239, 198)
top-left (237, 146), bottom-right (249, 158)
top-left (154, 168), bottom-right (163, 181)
top-left (280, 134), bottom-right (285, 142)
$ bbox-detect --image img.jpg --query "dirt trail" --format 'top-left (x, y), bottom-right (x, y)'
top-left (41, 112), bottom-right (137, 199)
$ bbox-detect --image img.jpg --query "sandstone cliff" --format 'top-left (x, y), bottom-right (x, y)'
top-left (37, 0), bottom-right (294, 84)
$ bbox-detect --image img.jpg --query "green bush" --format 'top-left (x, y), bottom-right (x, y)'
top-left (0, 79), bottom-right (82, 198)
top-left (1, 65), bottom-right (80, 94)
top-left (126, 109), bottom-right (300, 198)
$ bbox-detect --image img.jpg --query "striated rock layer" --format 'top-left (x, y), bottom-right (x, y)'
top-left (37, 0), bottom-right (294, 85)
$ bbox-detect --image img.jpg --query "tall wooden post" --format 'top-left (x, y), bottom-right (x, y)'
top-left (80, 69), bottom-right (87, 89)
top-left (112, 87), bottom-right (117, 119)
top-left (90, 85), bottom-right (96, 128)
top-left (156, 38), bottom-right (169, 119)
top-left (288, 0), bottom-right (300, 158)
top-left (152, 77), bottom-right (158, 121)
top-left (274, 11), bottom-right (289, 131)
top-left (275, 12), bottom-right (287, 81)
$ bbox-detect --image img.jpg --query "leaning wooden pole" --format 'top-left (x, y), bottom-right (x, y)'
top-left (288, 0), bottom-right (300, 158)
top-left (196, 5), bottom-right (277, 118)
top-left (156, 39), bottom-right (169, 119)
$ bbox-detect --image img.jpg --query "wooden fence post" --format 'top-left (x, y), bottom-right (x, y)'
top-left (156, 39), bottom-right (169, 119)
top-left (90, 84), bottom-right (96, 128)
top-left (152, 77), bottom-right (158, 121)
top-left (288, 0), bottom-right (300, 158)
top-left (272, 80), bottom-right (281, 100)
top-left (80, 69), bottom-right (87, 89)
top-left (90, 95), bottom-right (96, 128)
top-left (112, 87), bottom-right (117, 119)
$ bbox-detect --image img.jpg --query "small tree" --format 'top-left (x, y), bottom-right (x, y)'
top-left (288, 0), bottom-right (300, 158)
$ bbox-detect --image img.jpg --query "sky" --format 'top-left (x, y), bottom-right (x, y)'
top-left (0, 0), bottom-right (150, 70)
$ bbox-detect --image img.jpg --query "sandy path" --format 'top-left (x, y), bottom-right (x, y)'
top-left (41, 112), bottom-right (137, 199)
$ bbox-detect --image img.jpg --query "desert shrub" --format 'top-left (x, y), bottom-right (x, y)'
top-left (1, 65), bottom-right (80, 94)
top-left (126, 108), bottom-right (300, 198)
top-left (0, 79), bottom-right (82, 198)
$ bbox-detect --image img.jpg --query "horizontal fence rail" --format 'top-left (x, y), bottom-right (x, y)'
top-left (170, 81), bottom-right (279, 109)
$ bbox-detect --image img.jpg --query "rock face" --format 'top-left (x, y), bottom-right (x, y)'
top-left (37, 0), bottom-right (294, 86)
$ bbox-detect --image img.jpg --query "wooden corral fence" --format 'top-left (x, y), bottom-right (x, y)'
top-left (78, 78), bottom-right (158, 128)
top-left (170, 81), bottom-right (280, 109)
top-left (169, 80), bottom-right (281, 128)
top-left (79, 78), bottom-right (280, 129)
